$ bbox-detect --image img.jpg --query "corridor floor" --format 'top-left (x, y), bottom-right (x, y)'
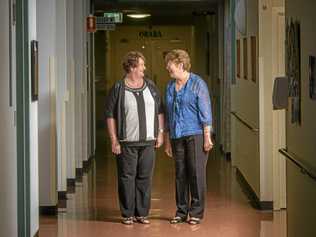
top-left (39, 131), bottom-right (287, 237)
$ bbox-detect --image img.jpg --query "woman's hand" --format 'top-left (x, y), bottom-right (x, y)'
top-left (164, 133), bottom-right (173, 157)
top-left (111, 140), bottom-right (121, 155)
top-left (155, 131), bottom-right (164, 148)
top-left (203, 125), bottom-right (213, 152)
top-left (203, 136), bottom-right (213, 152)
top-left (165, 142), bottom-right (173, 157)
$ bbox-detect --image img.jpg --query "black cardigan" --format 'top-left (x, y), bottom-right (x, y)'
top-left (105, 78), bottom-right (164, 141)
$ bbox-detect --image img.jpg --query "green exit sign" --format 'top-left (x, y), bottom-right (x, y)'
top-left (103, 12), bottom-right (123, 23)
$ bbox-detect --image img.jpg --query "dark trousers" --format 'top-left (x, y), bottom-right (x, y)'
top-left (171, 134), bottom-right (208, 219)
top-left (116, 145), bottom-right (155, 218)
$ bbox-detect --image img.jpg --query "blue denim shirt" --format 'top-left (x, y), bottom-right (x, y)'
top-left (165, 73), bottom-right (212, 139)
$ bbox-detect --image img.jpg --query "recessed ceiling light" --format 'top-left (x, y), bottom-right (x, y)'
top-left (127, 14), bottom-right (151, 19)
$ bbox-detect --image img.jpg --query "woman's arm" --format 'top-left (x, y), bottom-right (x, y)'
top-left (107, 118), bottom-right (121, 155)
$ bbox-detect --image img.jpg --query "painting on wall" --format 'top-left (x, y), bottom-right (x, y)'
top-left (237, 39), bottom-right (241, 78)
top-left (309, 55), bottom-right (316, 100)
top-left (250, 36), bottom-right (257, 83)
top-left (243, 38), bottom-right (248, 79)
top-left (286, 18), bottom-right (301, 125)
top-left (31, 40), bottom-right (39, 101)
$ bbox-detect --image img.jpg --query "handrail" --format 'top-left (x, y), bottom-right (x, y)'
top-left (230, 111), bottom-right (259, 132)
top-left (279, 148), bottom-right (316, 182)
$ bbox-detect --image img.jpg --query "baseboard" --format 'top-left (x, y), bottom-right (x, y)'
top-left (58, 191), bottom-right (67, 200)
top-left (236, 168), bottom-right (273, 210)
top-left (224, 152), bottom-right (231, 161)
top-left (39, 205), bottom-right (57, 215)
top-left (67, 178), bottom-right (76, 194)
top-left (76, 168), bottom-right (83, 182)
top-left (83, 155), bottom-right (95, 173)
top-left (219, 145), bottom-right (231, 161)
top-left (58, 198), bottom-right (67, 209)
top-left (57, 191), bottom-right (67, 209)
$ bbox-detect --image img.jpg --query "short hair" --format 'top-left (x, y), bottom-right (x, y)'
top-left (122, 51), bottom-right (145, 73)
top-left (164, 49), bottom-right (191, 71)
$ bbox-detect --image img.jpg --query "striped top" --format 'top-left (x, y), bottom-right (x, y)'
top-left (123, 81), bottom-right (156, 142)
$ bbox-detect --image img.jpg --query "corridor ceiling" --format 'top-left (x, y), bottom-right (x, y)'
top-left (94, 0), bottom-right (221, 24)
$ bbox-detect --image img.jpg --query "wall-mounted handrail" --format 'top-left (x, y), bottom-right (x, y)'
top-left (279, 148), bottom-right (316, 183)
top-left (231, 111), bottom-right (259, 132)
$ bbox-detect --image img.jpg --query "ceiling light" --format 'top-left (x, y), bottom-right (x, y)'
top-left (127, 14), bottom-right (151, 19)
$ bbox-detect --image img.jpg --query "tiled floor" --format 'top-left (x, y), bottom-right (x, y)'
top-left (39, 132), bottom-right (287, 237)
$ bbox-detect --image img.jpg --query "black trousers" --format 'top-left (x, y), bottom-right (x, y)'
top-left (171, 134), bottom-right (208, 219)
top-left (116, 144), bottom-right (155, 218)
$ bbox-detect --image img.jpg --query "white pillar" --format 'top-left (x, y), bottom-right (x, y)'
top-left (37, 0), bottom-right (58, 207)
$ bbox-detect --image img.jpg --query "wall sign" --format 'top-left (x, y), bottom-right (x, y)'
top-left (139, 30), bottom-right (162, 38)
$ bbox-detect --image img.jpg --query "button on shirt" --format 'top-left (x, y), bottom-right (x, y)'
top-left (165, 73), bottom-right (212, 139)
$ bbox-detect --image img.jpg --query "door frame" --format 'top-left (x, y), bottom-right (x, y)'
top-left (16, 0), bottom-right (31, 235)
top-left (272, 6), bottom-right (286, 210)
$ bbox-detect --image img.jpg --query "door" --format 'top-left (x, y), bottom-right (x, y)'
top-left (151, 39), bottom-right (186, 93)
top-left (114, 38), bottom-right (152, 83)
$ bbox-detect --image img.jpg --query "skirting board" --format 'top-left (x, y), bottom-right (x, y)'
top-left (39, 205), bottom-right (57, 215)
top-left (219, 144), bottom-right (231, 161)
top-left (67, 178), bottom-right (76, 194)
top-left (83, 155), bottom-right (95, 173)
top-left (58, 191), bottom-right (67, 200)
top-left (236, 168), bottom-right (273, 210)
top-left (76, 168), bottom-right (83, 182)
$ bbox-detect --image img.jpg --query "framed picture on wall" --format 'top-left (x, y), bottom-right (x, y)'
top-left (250, 36), bottom-right (257, 82)
top-left (237, 39), bottom-right (241, 78)
top-left (286, 18), bottom-right (301, 124)
top-left (243, 38), bottom-right (248, 79)
top-left (309, 55), bottom-right (316, 100)
top-left (31, 40), bottom-right (39, 101)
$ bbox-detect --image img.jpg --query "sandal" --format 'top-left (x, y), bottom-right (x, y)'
top-left (188, 217), bottom-right (201, 225)
top-left (135, 216), bottom-right (150, 224)
top-left (170, 216), bottom-right (186, 224)
top-left (122, 217), bottom-right (134, 225)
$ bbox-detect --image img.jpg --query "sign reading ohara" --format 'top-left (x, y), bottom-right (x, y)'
top-left (139, 30), bottom-right (162, 38)
top-left (86, 15), bottom-right (96, 33)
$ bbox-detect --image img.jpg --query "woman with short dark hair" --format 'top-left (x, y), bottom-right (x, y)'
top-left (105, 51), bottom-right (164, 225)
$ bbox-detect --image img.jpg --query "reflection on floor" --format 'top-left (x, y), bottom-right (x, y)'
top-left (39, 131), bottom-right (287, 237)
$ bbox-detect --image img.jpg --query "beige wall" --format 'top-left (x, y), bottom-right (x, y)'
top-left (232, 0), bottom-right (260, 196)
top-left (232, 0), bottom-right (286, 202)
top-left (285, 0), bottom-right (316, 236)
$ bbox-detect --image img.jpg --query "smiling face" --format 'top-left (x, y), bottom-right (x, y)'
top-left (166, 60), bottom-right (183, 79)
top-left (131, 57), bottom-right (146, 79)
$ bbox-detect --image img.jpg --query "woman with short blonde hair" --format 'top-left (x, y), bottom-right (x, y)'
top-left (164, 49), bottom-right (213, 225)
top-left (164, 49), bottom-right (191, 71)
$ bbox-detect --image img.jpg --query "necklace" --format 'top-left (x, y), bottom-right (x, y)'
top-left (125, 78), bottom-right (144, 89)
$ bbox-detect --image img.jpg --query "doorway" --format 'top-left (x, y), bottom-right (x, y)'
top-left (109, 25), bottom-right (192, 94)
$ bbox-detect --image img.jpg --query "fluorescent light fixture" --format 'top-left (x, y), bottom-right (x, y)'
top-left (127, 13), bottom-right (151, 19)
